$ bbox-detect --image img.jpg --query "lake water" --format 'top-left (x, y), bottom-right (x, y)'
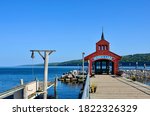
top-left (1, 66), bottom-right (150, 99)
top-left (120, 66), bottom-right (150, 70)
top-left (0, 66), bottom-right (83, 99)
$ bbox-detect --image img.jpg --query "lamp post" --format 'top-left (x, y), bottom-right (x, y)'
top-left (144, 63), bottom-right (146, 69)
top-left (136, 62), bottom-right (138, 79)
top-left (82, 52), bottom-right (85, 78)
top-left (136, 62), bottom-right (138, 69)
top-left (144, 63), bottom-right (146, 80)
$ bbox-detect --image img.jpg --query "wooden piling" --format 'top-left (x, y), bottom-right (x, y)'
top-left (54, 77), bottom-right (57, 99)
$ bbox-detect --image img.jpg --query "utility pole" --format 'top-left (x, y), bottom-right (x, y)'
top-left (30, 50), bottom-right (56, 99)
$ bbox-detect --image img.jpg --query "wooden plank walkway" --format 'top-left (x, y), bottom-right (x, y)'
top-left (90, 75), bottom-right (150, 99)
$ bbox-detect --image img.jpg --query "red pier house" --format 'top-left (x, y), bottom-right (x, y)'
top-left (85, 32), bottom-right (122, 75)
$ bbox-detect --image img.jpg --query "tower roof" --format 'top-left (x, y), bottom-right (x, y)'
top-left (96, 31), bottom-right (109, 45)
top-left (101, 32), bottom-right (105, 40)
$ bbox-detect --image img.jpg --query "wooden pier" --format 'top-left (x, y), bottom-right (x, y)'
top-left (90, 75), bottom-right (150, 99)
top-left (0, 81), bottom-right (55, 99)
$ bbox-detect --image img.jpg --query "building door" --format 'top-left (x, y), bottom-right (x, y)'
top-left (95, 60), bottom-right (114, 75)
top-left (95, 61), bottom-right (101, 74)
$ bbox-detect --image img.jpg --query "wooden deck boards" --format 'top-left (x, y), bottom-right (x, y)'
top-left (90, 75), bottom-right (150, 99)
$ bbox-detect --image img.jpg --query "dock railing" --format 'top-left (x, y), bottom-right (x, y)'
top-left (81, 74), bottom-right (90, 99)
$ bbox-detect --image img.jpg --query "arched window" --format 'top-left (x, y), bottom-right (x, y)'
top-left (102, 46), bottom-right (104, 50)
top-left (105, 45), bottom-right (107, 50)
top-left (99, 46), bottom-right (101, 50)
top-left (104, 46), bottom-right (106, 50)
top-left (106, 46), bottom-right (107, 50)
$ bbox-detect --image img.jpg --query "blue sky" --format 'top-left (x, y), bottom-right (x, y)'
top-left (0, 0), bottom-right (150, 66)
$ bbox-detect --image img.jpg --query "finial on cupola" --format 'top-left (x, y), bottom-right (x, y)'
top-left (101, 27), bottom-right (105, 40)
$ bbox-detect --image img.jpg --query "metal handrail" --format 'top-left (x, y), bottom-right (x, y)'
top-left (81, 74), bottom-right (90, 99)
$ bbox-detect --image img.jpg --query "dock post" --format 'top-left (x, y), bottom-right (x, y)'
top-left (54, 77), bottom-right (57, 99)
top-left (23, 87), bottom-right (28, 99)
top-left (20, 79), bottom-right (24, 85)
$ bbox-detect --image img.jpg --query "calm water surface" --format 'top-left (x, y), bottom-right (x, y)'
top-left (0, 66), bottom-right (83, 99)
top-left (1, 66), bottom-right (150, 99)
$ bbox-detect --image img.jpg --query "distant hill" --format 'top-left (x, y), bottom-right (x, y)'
top-left (121, 53), bottom-right (150, 62)
top-left (36, 53), bottom-right (150, 66)
top-left (48, 60), bottom-right (88, 66)
top-left (120, 53), bottom-right (150, 66)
